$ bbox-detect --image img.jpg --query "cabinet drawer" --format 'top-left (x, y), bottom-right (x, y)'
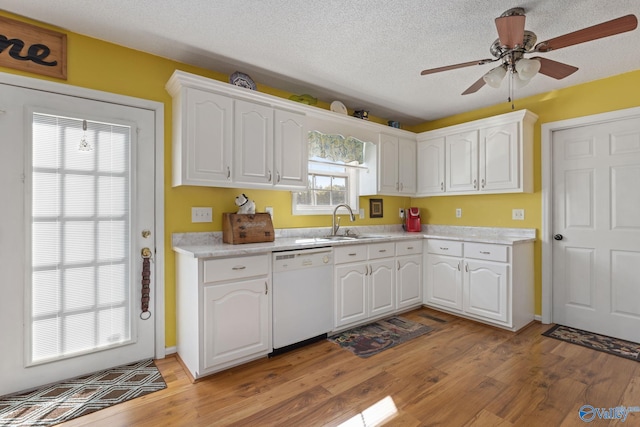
top-left (334, 245), bottom-right (368, 264)
top-left (427, 240), bottom-right (463, 256)
top-left (464, 243), bottom-right (509, 262)
top-left (203, 254), bottom-right (269, 283)
top-left (368, 242), bottom-right (395, 259)
top-left (396, 240), bottom-right (423, 256)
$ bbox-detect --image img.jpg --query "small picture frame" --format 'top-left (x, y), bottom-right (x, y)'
top-left (369, 199), bottom-right (383, 218)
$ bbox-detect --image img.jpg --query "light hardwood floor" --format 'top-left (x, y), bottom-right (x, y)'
top-left (61, 307), bottom-right (640, 426)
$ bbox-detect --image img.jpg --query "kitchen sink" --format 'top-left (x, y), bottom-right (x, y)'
top-left (320, 235), bottom-right (357, 241)
top-left (322, 234), bottom-right (389, 241)
top-left (295, 235), bottom-right (391, 244)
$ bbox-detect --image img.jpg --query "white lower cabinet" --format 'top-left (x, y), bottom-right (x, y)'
top-left (396, 240), bottom-right (423, 310)
top-left (334, 240), bottom-right (424, 331)
top-left (464, 259), bottom-right (509, 323)
top-left (176, 252), bottom-right (271, 380)
top-left (334, 243), bottom-right (395, 328)
top-left (369, 259), bottom-right (396, 318)
top-left (334, 261), bottom-right (368, 327)
top-left (203, 278), bottom-right (270, 369)
top-left (424, 239), bottom-right (533, 331)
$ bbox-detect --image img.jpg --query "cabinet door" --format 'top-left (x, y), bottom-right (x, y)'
top-left (425, 254), bottom-right (463, 311)
top-left (369, 259), bottom-right (395, 318)
top-left (397, 255), bottom-right (422, 309)
top-left (445, 130), bottom-right (478, 192)
top-left (378, 133), bottom-right (399, 194)
top-left (398, 137), bottom-right (416, 194)
top-left (274, 109), bottom-right (307, 189)
top-left (234, 99), bottom-right (273, 186)
top-left (463, 260), bottom-right (508, 323)
top-left (335, 263), bottom-right (368, 327)
top-left (179, 88), bottom-right (233, 186)
top-left (417, 137), bottom-right (445, 195)
top-left (479, 122), bottom-right (519, 191)
top-left (203, 278), bottom-right (270, 369)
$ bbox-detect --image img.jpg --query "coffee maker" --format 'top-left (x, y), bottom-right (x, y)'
top-left (405, 207), bottom-right (421, 232)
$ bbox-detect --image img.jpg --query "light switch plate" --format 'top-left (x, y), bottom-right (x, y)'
top-left (192, 207), bottom-right (212, 223)
top-left (265, 206), bottom-right (274, 218)
top-left (456, 208), bottom-right (462, 218)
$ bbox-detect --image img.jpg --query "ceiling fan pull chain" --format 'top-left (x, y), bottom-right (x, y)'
top-left (509, 69), bottom-right (515, 110)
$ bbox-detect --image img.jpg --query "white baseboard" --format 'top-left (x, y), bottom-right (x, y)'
top-left (164, 346), bottom-right (177, 355)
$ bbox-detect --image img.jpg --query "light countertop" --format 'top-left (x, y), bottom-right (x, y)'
top-left (173, 225), bottom-right (536, 259)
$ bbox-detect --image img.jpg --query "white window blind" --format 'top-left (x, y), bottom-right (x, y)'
top-left (29, 113), bottom-right (133, 364)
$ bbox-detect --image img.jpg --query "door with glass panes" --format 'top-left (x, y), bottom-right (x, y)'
top-left (0, 81), bottom-right (158, 396)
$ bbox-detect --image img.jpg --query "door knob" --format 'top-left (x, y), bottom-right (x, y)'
top-left (553, 234), bottom-right (564, 241)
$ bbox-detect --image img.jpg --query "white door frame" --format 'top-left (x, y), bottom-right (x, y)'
top-left (0, 71), bottom-right (166, 358)
top-left (541, 106), bottom-right (640, 324)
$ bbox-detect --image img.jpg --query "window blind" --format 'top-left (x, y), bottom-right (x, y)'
top-left (30, 113), bottom-right (132, 364)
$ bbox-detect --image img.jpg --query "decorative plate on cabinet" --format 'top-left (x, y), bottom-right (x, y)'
top-left (229, 71), bottom-right (256, 90)
top-left (330, 100), bottom-right (347, 115)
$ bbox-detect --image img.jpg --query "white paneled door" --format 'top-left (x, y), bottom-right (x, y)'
top-left (0, 81), bottom-right (159, 396)
top-left (552, 117), bottom-right (640, 342)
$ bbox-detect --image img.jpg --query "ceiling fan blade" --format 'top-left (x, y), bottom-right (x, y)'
top-left (535, 14), bottom-right (638, 52)
top-left (531, 57), bottom-right (578, 80)
top-left (461, 76), bottom-right (487, 95)
top-left (421, 59), bottom-right (493, 75)
top-left (495, 14), bottom-right (526, 48)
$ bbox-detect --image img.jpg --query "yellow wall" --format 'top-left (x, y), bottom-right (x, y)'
top-left (4, 11), bottom-right (640, 344)
top-left (406, 69), bottom-right (640, 315)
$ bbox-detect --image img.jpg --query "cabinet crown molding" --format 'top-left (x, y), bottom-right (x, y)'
top-left (417, 109), bottom-right (538, 141)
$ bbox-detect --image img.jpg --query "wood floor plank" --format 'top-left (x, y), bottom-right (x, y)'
top-left (464, 409), bottom-right (514, 427)
top-left (57, 307), bottom-right (640, 427)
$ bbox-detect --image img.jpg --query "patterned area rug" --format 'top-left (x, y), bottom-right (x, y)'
top-left (329, 317), bottom-right (433, 358)
top-left (543, 325), bottom-right (640, 362)
top-left (0, 359), bottom-right (166, 426)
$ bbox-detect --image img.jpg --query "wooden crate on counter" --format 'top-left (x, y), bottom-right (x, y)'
top-left (222, 213), bottom-right (275, 244)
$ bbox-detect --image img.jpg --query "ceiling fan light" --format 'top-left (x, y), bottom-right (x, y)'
top-left (513, 74), bottom-right (532, 89)
top-left (483, 66), bottom-right (507, 88)
top-left (515, 58), bottom-right (541, 81)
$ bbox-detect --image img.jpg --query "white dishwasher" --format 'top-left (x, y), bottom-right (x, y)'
top-left (271, 247), bottom-right (333, 354)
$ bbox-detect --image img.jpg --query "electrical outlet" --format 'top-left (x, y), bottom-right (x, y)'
top-left (265, 206), bottom-right (274, 218)
top-left (456, 208), bottom-right (462, 218)
top-left (359, 208), bottom-right (365, 219)
top-left (191, 207), bottom-right (212, 223)
top-left (512, 209), bottom-right (525, 220)
top-left (399, 208), bottom-right (405, 219)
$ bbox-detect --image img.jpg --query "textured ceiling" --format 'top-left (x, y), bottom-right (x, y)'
top-left (1, 0), bottom-right (639, 125)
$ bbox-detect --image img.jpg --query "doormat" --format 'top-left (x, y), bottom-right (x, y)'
top-left (543, 324), bottom-right (640, 362)
top-left (0, 359), bottom-right (166, 426)
top-left (328, 317), bottom-right (433, 358)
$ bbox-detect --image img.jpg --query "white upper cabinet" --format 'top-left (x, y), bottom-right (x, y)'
top-left (361, 133), bottom-right (416, 196)
top-left (446, 130), bottom-right (479, 193)
top-left (234, 103), bottom-right (307, 189)
top-left (416, 137), bottom-right (445, 195)
top-left (378, 133), bottom-right (399, 194)
top-left (398, 137), bottom-right (417, 194)
top-left (416, 109), bottom-right (537, 197)
top-left (167, 71), bottom-right (307, 190)
top-left (479, 121), bottom-right (520, 192)
top-left (171, 87), bottom-right (233, 187)
top-left (234, 100), bottom-right (274, 186)
top-left (274, 109), bottom-right (308, 189)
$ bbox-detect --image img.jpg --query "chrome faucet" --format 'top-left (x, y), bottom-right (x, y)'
top-left (332, 204), bottom-right (356, 236)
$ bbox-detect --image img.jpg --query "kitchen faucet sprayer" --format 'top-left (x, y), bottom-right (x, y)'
top-left (332, 204), bottom-right (356, 236)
